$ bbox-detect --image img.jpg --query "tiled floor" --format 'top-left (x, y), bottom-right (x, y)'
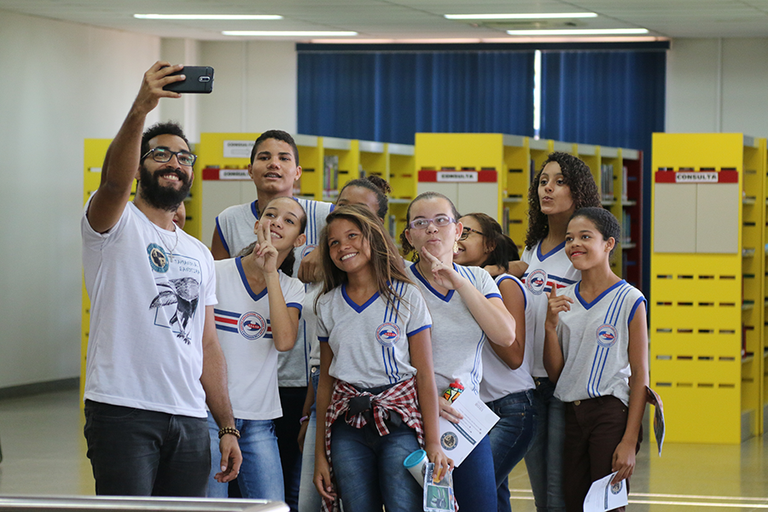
top-left (1, 389), bottom-right (768, 510)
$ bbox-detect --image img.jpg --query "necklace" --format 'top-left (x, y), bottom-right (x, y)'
top-left (150, 221), bottom-right (179, 262)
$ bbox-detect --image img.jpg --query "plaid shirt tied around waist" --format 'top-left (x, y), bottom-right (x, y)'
top-left (321, 376), bottom-right (424, 512)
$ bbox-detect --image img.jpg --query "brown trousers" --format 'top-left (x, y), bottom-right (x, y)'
top-left (562, 395), bottom-right (642, 512)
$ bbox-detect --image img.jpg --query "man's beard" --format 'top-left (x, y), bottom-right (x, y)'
top-left (138, 164), bottom-right (191, 211)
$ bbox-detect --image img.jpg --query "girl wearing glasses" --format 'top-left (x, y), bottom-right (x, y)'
top-left (453, 213), bottom-right (536, 512)
top-left (313, 204), bottom-right (450, 512)
top-left (518, 152), bottom-right (601, 512)
top-left (400, 192), bottom-right (520, 512)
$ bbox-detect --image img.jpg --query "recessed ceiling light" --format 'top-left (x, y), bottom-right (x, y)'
top-left (445, 12), bottom-right (597, 20)
top-left (223, 31), bottom-right (358, 37)
top-left (134, 14), bottom-right (283, 20)
top-left (507, 28), bottom-right (649, 36)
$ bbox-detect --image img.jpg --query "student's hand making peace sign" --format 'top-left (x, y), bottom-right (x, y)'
top-left (252, 219), bottom-right (279, 275)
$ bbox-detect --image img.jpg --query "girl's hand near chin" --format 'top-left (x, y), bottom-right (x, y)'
top-left (420, 247), bottom-right (465, 290)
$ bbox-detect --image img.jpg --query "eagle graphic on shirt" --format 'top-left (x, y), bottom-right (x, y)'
top-left (149, 277), bottom-right (200, 344)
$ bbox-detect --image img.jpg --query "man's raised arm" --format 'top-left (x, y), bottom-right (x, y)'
top-left (87, 61), bottom-right (185, 233)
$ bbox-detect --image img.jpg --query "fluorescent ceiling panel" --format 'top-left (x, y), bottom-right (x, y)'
top-left (223, 30), bottom-right (358, 36)
top-left (134, 14), bottom-right (283, 20)
top-left (445, 12), bottom-right (597, 20)
top-left (507, 28), bottom-right (650, 35)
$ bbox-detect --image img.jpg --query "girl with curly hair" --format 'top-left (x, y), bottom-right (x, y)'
top-left (518, 152), bottom-right (600, 512)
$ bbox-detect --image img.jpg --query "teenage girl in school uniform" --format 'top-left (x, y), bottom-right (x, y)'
top-left (516, 152), bottom-right (601, 512)
top-left (207, 196), bottom-right (308, 500)
top-left (313, 204), bottom-right (450, 512)
top-left (297, 175), bottom-right (392, 512)
top-left (543, 207), bottom-right (648, 512)
top-left (400, 192), bottom-right (520, 512)
top-left (453, 212), bottom-right (536, 512)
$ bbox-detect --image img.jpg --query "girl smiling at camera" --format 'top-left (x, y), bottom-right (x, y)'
top-left (313, 204), bottom-right (450, 512)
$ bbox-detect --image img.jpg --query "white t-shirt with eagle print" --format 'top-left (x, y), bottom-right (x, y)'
top-left (82, 200), bottom-right (216, 418)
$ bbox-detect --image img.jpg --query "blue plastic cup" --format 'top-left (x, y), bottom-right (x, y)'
top-left (403, 448), bottom-right (427, 487)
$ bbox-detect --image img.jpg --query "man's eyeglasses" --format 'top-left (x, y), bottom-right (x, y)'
top-left (408, 216), bottom-right (455, 230)
top-left (459, 226), bottom-right (484, 241)
top-left (141, 147), bottom-right (197, 167)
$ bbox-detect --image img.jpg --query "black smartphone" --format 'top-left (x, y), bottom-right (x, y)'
top-left (163, 66), bottom-right (214, 94)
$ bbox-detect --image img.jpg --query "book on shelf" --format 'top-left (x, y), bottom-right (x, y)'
top-left (324, 155), bottom-right (339, 193)
top-left (621, 211), bottom-right (631, 244)
top-left (601, 163), bottom-right (614, 201)
top-left (622, 166), bottom-right (628, 201)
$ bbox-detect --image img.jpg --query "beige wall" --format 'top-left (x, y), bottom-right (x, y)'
top-left (666, 38), bottom-right (768, 135)
top-left (199, 41), bottom-right (297, 134)
top-left (0, 10), bottom-right (161, 388)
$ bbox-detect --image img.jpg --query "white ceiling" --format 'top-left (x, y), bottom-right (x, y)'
top-left (2, 0), bottom-right (768, 41)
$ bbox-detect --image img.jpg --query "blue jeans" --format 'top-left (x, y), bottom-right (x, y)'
top-left (452, 434), bottom-right (496, 512)
top-left (523, 378), bottom-right (565, 512)
top-left (298, 366), bottom-right (321, 512)
top-left (331, 418), bottom-right (423, 512)
top-left (206, 413), bottom-right (284, 500)
top-left (276, 386), bottom-right (305, 512)
top-left (83, 400), bottom-right (209, 497)
top-left (487, 389), bottom-right (537, 512)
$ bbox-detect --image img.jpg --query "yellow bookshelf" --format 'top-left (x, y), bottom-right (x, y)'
top-left (650, 132), bottom-right (765, 443)
top-left (387, 143), bottom-right (417, 241)
top-left (81, 139), bottom-right (113, 401)
top-left (413, 133), bottom-right (641, 273)
top-left (503, 137), bottom-right (551, 248)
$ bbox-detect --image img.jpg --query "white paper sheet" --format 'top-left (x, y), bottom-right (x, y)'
top-left (583, 472), bottom-right (628, 512)
top-left (437, 391), bottom-right (499, 467)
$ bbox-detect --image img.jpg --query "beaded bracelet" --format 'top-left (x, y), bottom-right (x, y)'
top-left (218, 426), bottom-right (241, 439)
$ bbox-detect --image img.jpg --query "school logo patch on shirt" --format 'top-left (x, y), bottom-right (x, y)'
top-left (375, 322), bottom-right (401, 347)
top-left (301, 244), bottom-right (317, 260)
top-left (147, 243), bottom-right (170, 273)
top-left (596, 324), bottom-right (618, 348)
top-left (525, 269), bottom-right (548, 295)
top-left (239, 311), bottom-right (267, 340)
